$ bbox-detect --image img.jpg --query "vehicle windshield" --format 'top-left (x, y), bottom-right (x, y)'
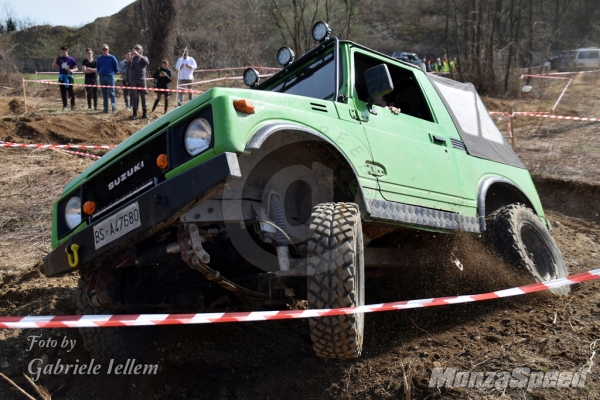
top-left (260, 47), bottom-right (342, 101)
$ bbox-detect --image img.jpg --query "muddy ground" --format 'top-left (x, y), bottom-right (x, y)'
top-left (1, 75), bottom-right (600, 399)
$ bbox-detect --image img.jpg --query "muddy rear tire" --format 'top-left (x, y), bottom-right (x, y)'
top-left (486, 203), bottom-right (569, 295)
top-left (77, 269), bottom-right (153, 363)
top-left (307, 203), bottom-right (365, 358)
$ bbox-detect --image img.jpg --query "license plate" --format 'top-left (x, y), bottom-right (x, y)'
top-left (93, 202), bottom-right (141, 250)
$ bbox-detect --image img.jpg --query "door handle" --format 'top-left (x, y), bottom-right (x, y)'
top-left (432, 135), bottom-right (447, 144)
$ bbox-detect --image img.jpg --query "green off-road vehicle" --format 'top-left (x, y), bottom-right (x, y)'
top-left (44, 22), bottom-right (568, 361)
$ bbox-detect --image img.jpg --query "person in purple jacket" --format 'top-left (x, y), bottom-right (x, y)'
top-left (51, 46), bottom-right (78, 111)
top-left (96, 44), bottom-right (120, 113)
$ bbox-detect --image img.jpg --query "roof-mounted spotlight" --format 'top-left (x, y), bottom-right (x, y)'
top-left (243, 68), bottom-right (260, 87)
top-left (312, 21), bottom-right (331, 42)
top-left (276, 47), bottom-right (295, 67)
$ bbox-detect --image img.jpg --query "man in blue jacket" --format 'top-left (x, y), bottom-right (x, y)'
top-left (96, 44), bottom-right (120, 113)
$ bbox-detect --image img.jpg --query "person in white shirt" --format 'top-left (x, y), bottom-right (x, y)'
top-left (175, 50), bottom-right (198, 105)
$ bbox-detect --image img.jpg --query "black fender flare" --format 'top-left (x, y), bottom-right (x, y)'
top-left (244, 120), bottom-right (369, 210)
top-left (477, 176), bottom-right (539, 232)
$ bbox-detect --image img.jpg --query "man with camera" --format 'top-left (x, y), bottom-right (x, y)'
top-left (128, 44), bottom-right (149, 119)
top-left (175, 49), bottom-right (197, 106)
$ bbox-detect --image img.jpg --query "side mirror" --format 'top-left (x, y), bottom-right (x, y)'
top-left (364, 64), bottom-right (394, 114)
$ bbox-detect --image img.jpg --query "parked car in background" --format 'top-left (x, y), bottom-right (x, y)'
top-left (573, 48), bottom-right (600, 70)
top-left (392, 52), bottom-right (426, 71)
top-left (549, 55), bottom-right (560, 70)
top-left (558, 48), bottom-right (600, 71)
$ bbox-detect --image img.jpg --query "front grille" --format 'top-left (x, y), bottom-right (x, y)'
top-left (83, 134), bottom-right (167, 219)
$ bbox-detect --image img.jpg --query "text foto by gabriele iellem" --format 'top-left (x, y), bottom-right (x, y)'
top-left (25, 334), bottom-right (158, 381)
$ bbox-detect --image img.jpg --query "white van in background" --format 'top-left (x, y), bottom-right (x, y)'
top-left (574, 48), bottom-right (600, 70)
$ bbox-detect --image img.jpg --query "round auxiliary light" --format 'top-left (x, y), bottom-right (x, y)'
top-left (276, 47), bottom-right (295, 66)
top-left (243, 68), bottom-right (260, 87)
top-left (156, 153), bottom-right (168, 170)
top-left (312, 21), bottom-right (331, 42)
top-left (83, 200), bottom-right (96, 215)
top-left (184, 117), bottom-right (212, 156)
top-left (65, 196), bottom-right (81, 229)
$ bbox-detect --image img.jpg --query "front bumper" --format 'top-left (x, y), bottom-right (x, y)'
top-left (43, 152), bottom-right (241, 277)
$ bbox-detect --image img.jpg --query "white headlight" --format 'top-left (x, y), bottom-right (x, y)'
top-left (65, 196), bottom-right (81, 229)
top-left (184, 117), bottom-right (212, 156)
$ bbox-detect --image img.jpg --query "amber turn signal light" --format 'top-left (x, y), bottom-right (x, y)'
top-left (83, 201), bottom-right (96, 215)
top-left (233, 99), bottom-right (255, 114)
top-left (156, 154), bottom-right (168, 170)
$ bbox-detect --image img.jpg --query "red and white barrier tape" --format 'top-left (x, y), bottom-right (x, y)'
top-left (549, 69), bottom-right (600, 76)
top-left (35, 66), bottom-right (280, 75)
top-left (1, 141), bottom-right (115, 150)
top-left (177, 74), bottom-right (274, 87)
top-left (490, 111), bottom-right (600, 122)
top-left (520, 74), bottom-right (572, 81)
top-left (513, 112), bottom-right (600, 122)
top-left (1, 268), bottom-right (597, 329)
top-left (52, 148), bottom-right (102, 160)
top-left (193, 66), bottom-right (280, 73)
top-left (35, 71), bottom-right (84, 74)
top-left (23, 79), bottom-right (204, 94)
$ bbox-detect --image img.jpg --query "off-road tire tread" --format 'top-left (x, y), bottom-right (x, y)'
top-left (307, 202), bottom-right (364, 358)
top-left (486, 203), bottom-right (569, 295)
top-left (76, 269), bottom-right (151, 363)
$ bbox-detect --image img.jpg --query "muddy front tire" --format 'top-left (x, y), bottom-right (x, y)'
top-left (487, 203), bottom-right (569, 295)
top-left (77, 269), bottom-right (153, 363)
top-left (307, 203), bottom-right (365, 358)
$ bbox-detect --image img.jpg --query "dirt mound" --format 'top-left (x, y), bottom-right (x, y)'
top-left (534, 175), bottom-right (600, 224)
top-left (481, 96), bottom-right (514, 112)
top-left (1, 115), bottom-right (136, 145)
top-left (8, 99), bottom-right (25, 113)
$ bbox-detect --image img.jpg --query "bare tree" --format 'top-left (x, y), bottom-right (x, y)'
top-left (262, 0), bottom-right (366, 57)
top-left (138, 0), bottom-right (180, 70)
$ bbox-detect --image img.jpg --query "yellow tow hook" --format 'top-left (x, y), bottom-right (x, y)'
top-left (65, 244), bottom-right (80, 268)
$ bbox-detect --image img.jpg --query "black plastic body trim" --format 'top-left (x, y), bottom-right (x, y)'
top-left (476, 176), bottom-right (536, 232)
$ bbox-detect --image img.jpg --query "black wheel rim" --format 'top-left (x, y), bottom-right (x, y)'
top-left (521, 223), bottom-right (556, 281)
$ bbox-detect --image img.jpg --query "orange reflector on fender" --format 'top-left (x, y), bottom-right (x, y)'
top-left (157, 154), bottom-right (168, 170)
top-left (83, 201), bottom-right (96, 215)
top-left (233, 99), bottom-right (255, 114)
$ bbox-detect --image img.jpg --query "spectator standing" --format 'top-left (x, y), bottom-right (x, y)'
top-left (119, 50), bottom-right (132, 109)
top-left (175, 49), bottom-right (197, 106)
top-left (81, 48), bottom-right (98, 111)
top-left (441, 57), bottom-right (451, 74)
top-left (450, 57), bottom-right (458, 73)
top-left (129, 44), bottom-right (149, 119)
top-left (434, 57), bottom-right (442, 73)
top-left (51, 46), bottom-right (78, 111)
top-left (96, 44), bottom-right (119, 113)
top-left (151, 60), bottom-right (172, 114)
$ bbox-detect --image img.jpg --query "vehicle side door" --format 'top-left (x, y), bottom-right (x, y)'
top-left (351, 50), bottom-right (469, 213)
